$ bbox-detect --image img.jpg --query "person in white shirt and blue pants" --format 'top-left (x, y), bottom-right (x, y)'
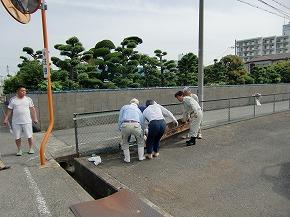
top-left (143, 100), bottom-right (178, 159)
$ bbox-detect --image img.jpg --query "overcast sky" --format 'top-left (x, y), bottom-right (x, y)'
top-left (0, 0), bottom-right (288, 76)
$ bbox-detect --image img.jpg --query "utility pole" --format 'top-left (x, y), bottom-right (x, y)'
top-left (6, 65), bottom-right (10, 76)
top-left (39, 0), bottom-right (54, 166)
top-left (235, 39), bottom-right (237, 55)
top-left (198, 0), bottom-right (204, 109)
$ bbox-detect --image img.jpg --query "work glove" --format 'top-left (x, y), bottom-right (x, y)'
top-left (174, 120), bottom-right (179, 127)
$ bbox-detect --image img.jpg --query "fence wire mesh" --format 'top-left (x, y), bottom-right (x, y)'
top-left (74, 93), bottom-right (290, 155)
top-left (0, 103), bottom-right (5, 123)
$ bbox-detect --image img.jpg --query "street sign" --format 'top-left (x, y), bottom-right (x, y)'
top-left (42, 48), bottom-right (49, 78)
top-left (10, 0), bottom-right (41, 14)
top-left (1, 0), bottom-right (30, 24)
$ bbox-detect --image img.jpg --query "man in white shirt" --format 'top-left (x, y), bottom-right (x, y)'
top-left (3, 86), bottom-right (38, 156)
top-left (143, 100), bottom-right (178, 159)
top-left (118, 98), bottom-right (145, 163)
top-left (175, 91), bottom-right (203, 146)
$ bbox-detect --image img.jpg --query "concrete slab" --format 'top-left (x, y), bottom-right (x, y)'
top-left (76, 111), bottom-right (290, 217)
top-left (0, 126), bottom-right (93, 217)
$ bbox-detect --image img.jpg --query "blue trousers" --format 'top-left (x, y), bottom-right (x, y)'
top-left (146, 120), bottom-right (166, 154)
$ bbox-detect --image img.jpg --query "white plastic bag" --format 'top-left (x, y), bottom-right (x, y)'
top-left (88, 156), bottom-right (102, 166)
top-left (253, 93), bottom-right (262, 106)
top-left (255, 98), bottom-right (261, 106)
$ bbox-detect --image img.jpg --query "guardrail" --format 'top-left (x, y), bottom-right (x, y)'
top-left (73, 92), bottom-right (290, 156)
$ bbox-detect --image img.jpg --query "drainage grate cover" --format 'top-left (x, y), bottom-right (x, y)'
top-left (70, 189), bottom-right (165, 217)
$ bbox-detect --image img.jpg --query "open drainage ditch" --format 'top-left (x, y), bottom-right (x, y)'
top-left (56, 155), bottom-right (118, 200)
top-left (54, 131), bottom-right (187, 200)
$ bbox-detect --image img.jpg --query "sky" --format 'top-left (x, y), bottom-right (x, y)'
top-left (0, 0), bottom-right (288, 76)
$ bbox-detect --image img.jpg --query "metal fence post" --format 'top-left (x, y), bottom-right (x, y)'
top-left (228, 99), bottom-right (231, 122)
top-left (289, 93), bottom-right (290, 110)
top-left (74, 113), bottom-right (80, 157)
top-left (253, 96), bottom-right (256, 118)
top-left (273, 95), bottom-right (276, 113)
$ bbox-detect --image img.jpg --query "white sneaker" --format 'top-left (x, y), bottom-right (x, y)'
top-left (16, 150), bottom-right (22, 156)
top-left (28, 148), bottom-right (35, 154)
top-left (197, 133), bottom-right (202, 139)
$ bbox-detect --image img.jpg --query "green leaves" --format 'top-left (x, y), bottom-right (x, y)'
top-left (22, 47), bottom-right (34, 55)
top-left (250, 61), bottom-right (288, 84)
top-left (93, 48), bottom-right (111, 58)
top-left (176, 53), bottom-right (198, 86)
top-left (4, 35), bottom-right (290, 94)
top-left (4, 60), bottom-right (43, 93)
top-left (95, 40), bottom-right (116, 50)
top-left (22, 47), bottom-right (42, 60)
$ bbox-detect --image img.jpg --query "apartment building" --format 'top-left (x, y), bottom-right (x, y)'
top-left (236, 22), bottom-right (290, 62)
top-left (283, 21), bottom-right (290, 36)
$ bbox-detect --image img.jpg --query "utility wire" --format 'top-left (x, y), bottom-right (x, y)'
top-left (216, 46), bottom-right (235, 61)
top-left (237, 0), bottom-right (290, 19)
top-left (270, 0), bottom-right (290, 11)
top-left (257, 0), bottom-right (290, 19)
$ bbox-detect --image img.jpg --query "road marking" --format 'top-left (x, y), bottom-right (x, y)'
top-left (24, 167), bottom-right (52, 217)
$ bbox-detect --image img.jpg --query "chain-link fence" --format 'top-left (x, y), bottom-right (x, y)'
top-left (0, 103), bottom-right (5, 123)
top-left (74, 92), bottom-right (290, 156)
top-left (73, 110), bottom-right (120, 155)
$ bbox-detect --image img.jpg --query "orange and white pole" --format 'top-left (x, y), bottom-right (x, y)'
top-left (39, 0), bottom-right (54, 166)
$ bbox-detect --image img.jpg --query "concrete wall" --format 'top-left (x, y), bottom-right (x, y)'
top-left (24, 83), bottom-right (290, 130)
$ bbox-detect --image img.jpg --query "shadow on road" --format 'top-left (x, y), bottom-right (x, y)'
top-left (261, 162), bottom-right (290, 200)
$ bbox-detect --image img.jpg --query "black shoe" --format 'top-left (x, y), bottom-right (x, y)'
top-left (0, 166), bottom-right (10, 171)
top-left (186, 137), bottom-right (196, 146)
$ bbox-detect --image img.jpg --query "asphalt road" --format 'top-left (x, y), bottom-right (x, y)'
top-left (80, 111), bottom-right (290, 217)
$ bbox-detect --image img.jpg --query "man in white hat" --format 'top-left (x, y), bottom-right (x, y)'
top-left (118, 98), bottom-right (145, 163)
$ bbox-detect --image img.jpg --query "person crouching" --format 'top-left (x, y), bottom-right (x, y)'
top-left (175, 91), bottom-right (203, 146)
top-left (143, 100), bottom-right (178, 159)
top-left (118, 98), bottom-right (145, 163)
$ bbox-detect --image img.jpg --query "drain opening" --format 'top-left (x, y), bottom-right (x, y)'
top-left (58, 157), bottom-right (117, 200)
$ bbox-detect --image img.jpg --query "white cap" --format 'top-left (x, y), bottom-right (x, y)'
top-left (183, 86), bottom-right (190, 92)
top-left (130, 98), bottom-right (139, 105)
